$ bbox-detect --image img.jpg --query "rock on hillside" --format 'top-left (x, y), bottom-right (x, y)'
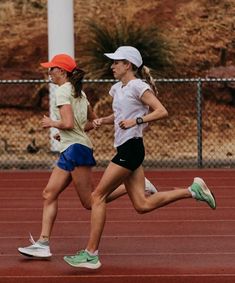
top-left (0, 0), bottom-right (234, 79)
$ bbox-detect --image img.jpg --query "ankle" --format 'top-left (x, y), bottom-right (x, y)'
top-left (188, 186), bottom-right (196, 198)
top-left (39, 235), bottom-right (50, 243)
top-left (85, 249), bottom-right (98, 256)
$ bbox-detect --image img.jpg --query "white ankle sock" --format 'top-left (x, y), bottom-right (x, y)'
top-left (188, 186), bottom-right (196, 198)
top-left (38, 239), bottom-right (49, 246)
top-left (86, 249), bottom-right (98, 256)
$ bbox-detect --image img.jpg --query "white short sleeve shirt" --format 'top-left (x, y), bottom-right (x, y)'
top-left (109, 78), bottom-right (151, 147)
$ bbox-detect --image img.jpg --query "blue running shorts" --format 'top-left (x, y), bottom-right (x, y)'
top-left (57, 143), bottom-right (96, 172)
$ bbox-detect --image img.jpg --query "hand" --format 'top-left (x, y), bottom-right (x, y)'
top-left (41, 115), bottom-right (53, 128)
top-left (93, 118), bottom-right (103, 129)
top-left (119, 119), bottom-right (136, 130)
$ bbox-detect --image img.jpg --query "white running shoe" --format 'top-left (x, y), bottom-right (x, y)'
top-left (18, 234), bottom-right (52, 258)
top-left (145, 178), bottom-right (158, 195)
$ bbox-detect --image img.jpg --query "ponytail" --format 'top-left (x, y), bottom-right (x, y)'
top-left (67, 67), bottom-right (85, 98)
top-left (137, 65), bottom-right (158, 96)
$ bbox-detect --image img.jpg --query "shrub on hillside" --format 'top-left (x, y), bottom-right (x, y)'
top-left (83, 20), bottom-right (173, 78)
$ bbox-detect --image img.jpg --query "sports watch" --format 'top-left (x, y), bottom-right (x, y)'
top-left (136, 117), bottom-right (144, 125)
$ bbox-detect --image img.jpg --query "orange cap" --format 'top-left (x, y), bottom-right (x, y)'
top-left (40, 54), bottom-right (77, 72)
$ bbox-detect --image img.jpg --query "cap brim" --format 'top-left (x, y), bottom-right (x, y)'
top-left (40, 62), bottom-right (57, 68)
top-left (104, 53), bottom-right (125, 60)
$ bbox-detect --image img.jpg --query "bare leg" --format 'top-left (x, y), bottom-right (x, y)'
top-left (86, 165), bottom-right (191, 252)
top-left (64, 165), bottom-right (215, 268)
top-left (106, 184), bottom-right (127, 202)
top-left (71, 165), bottom-right (128, 205)
top-left (106, 177), bottom-right (156, 202)
top-left (71, 166), bottom-right (93, 210)
top-left (86, 162), bottom-right (131, 252)
top-left (125, 166), bottom-right (191, 213)
top-left (39, 166), bottom-right (71, 240)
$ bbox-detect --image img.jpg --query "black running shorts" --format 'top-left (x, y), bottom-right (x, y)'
top-left (111, 137), bottom-right (145, 171)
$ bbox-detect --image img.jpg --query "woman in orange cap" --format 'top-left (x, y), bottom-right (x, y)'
top-left (18, 53), bottom-right (157, 258)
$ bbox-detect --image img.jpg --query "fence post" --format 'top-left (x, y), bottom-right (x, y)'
top-left (196, 78), bottom-right (203, 168)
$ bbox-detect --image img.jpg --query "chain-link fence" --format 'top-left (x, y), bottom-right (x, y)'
top-left (0, 78), bottom-right (234, 169)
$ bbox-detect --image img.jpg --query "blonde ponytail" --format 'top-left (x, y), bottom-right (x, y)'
top-left (140, 65), bottom-right (158, 96)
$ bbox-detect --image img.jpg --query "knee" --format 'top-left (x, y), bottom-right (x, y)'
top-left (91, 190), bottom-right (103, 206)
top-left (133, 200), bottom-right (149, 214)
top-left (74, 181), bottom-right (92, 210)
top-left (42, 187), bottom-right (56, 202)
top-left (80, 199), bottom-right (91, 210)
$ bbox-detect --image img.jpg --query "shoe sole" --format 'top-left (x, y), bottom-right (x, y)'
top-left (18, 248), bottom-right (52, 259)
top-left (64, 257), bottom-right (101, 269)
top-left (193, 177), bottom-right (216, 209)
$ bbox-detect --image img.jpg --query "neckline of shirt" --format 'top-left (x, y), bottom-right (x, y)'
top-left (121, 78), bottom-right (139, 88)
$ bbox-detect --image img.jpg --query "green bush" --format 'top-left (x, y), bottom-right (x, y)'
top-left (83, 20), bottom-right (173, 78)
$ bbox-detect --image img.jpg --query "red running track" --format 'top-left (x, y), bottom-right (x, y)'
top-left (0, 169), bottom-right (234, 283)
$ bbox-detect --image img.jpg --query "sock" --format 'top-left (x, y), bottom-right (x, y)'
top-left (85, 249), bottom-right (98, 256)
top-left (38, 239), bottom-right (49, 246)
top-left (188, 186), bottom-right (196, 198)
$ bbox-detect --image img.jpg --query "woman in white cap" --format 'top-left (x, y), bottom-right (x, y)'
top-left (18, 53), bottom-right (157, 259)
top-left (63, 46), bottom-right (216, 269)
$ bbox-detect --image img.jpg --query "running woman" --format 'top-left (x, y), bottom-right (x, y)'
top-left (63, 46), bottom-right (216, 269)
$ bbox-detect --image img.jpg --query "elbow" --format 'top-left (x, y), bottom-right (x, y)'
top-left (66, 125), bottom-right (74, 130)
top-left (158, 107), bottom-right (168, 119)
top-left (163, 108), bottom-right (168, 118)
top-left (66, 126), bottom-right (74, 130)
top-left (63, 122), bottom-right (74, 130)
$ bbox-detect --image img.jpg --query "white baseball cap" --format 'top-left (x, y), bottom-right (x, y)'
top-left (104, 46), bottom-right (143, 68)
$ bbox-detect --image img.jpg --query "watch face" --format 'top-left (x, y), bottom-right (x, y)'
top-left (136, 117), bottom-right (143, 124)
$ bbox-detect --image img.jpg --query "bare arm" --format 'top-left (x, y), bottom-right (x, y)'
top-left (41, 104), bottom-right (74, 130)
top-left (92, 113), bottom-right (114, 129)
top-left (119, 90), bottom-right (168, 129)
top-left (99, 113), bottom-right (115, 125)
top-left (84, 105), bottom-right (97, 132)
top-left (140, 90), bottom-right (168, 122)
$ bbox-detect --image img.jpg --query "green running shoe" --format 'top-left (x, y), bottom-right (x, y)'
top-left (190, 177), bottom-right (216, 209)
top-left (64, 250), bottom-right (101, 269)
